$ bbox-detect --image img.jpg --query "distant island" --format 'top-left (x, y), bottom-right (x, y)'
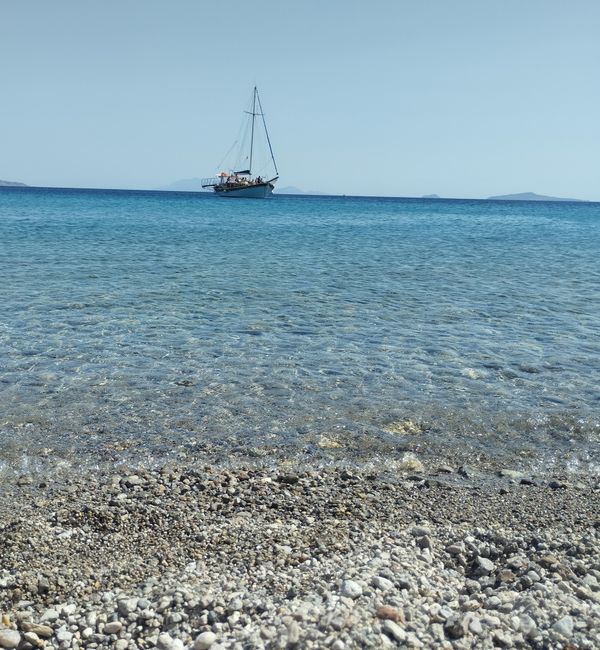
top-left (487, 192), bottom-right (581, 202)
top-left (422, 194), bottom-right (441, 199)
top-left (0, 179), bottom-right (27, 187)
top-left (275, 186), bottom-right (323, 195)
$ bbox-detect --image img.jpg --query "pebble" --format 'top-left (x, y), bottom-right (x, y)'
top-left (157, 632), bottom-right (178, 649)
top-left (0, 630), bottom-right (21, 649)
top-left (446, 543), bottom-right (463, 556)
top-left (21, 622), bottom-right (53, 638)
top-left (520, 614), bottom-right (537, 638)
top-left (40, 609), bottom-right (59, 623)
top-left (549, 480), bottom-right (568, 489)
top-left (287, 620), bottom-right (300, 645)
top-left (193, 631), bottom-right (217, 649)
top-left (340, 580), bottom-right (362, 599)
top-left (117, 597), bottom-right (139, 615)
top-left (104, 621), bottom-right (123, 635)
top-left (498, 469), bottom-right (524, 480)
top-left (376, 605), bottom-right (404, 623)
top-left (552, 615), bottom-right (574, 637)
top-left (0, 465), bottom-right (598, 650)
top-left (371, 576), bottom-right (394, 591)
top-left (382, 619), bottom-right (406, 643)
top-left (476, 556), bottom-right (495, 574)
top-left (469, 616), bottom-right (483, 635)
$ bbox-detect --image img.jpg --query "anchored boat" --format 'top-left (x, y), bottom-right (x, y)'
top-left (202, 87), bottom-right (279, 198)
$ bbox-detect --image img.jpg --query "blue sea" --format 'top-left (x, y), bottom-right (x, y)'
top-left (1, 187), bottom-right (599, 478)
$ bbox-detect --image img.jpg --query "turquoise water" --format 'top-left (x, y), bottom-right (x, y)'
top-left (1, 187), bottom-right (599, 476)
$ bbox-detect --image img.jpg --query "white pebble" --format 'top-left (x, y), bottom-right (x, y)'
top-left (193, 632), bottom-right (217, 650)
top-left (372, 576), bottom-right (394, 591)
top-left (340, 579), bottom-right (362, 599)
top-left (0, 630), bottom-right (21, 650)
top-left (118, 597), bottom-right (139, 616)
top-left (552, 615), bottom-right (574, 637)
top-left (157, 633), bottom-right (176, 649)
top-left (382, 620), bottom-right (406, 643)
top-left (40, 609), bottom-right (60, 623)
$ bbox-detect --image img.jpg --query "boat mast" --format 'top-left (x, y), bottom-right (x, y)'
top-left (248, 86), bottom-right (257, 175)
top-left (256, 89), bottom-right (279, 176)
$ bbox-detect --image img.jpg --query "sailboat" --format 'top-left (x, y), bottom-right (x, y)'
top-left (202, 87), bottom-right (279, 198)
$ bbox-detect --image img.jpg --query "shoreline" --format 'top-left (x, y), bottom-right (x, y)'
top-left (1, 464), bottom-right (599, 649)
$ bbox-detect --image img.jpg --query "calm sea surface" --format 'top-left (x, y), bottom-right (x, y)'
top-left (1, 187), bottom-right (599, 476)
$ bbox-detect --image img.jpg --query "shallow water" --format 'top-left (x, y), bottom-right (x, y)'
top-left (1, 187), bottom-right (599, 476)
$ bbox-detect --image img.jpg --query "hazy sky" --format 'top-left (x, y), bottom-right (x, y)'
top-left (2, 0), bottom-right (599, 199)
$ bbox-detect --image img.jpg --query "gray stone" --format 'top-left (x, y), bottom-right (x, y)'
top-left (228, 597), bottom-right (243, 612)
top-left (0, 630), bottom-right (21, 650)
top-left (157, 633), bottom-right (177, 649)
top-left (411, 525), bottom-right (430, 537)
top-left (552, 615), bottom-right (574, 637)
top-left (486, 596), bottom-right (501, 609)
top-left (476, 556), bottom-right (495, 574)
top-left (60, 603), bottom-right (77, 617)
top-left (104, 621), bottom-right (123, 635)
top-left (458, 465), bottom-right (476, 478)
top-left (468, 617), bottom-right (483, 635)
top-left (118, 597), bottom-right (139, 616)
top-left (444, 616), bottom-right (466, 639)
top-left (372, 576), bottom-right (394, 591)
top-left (493, 631), bottom-right (513, 647)
top-left (498, 469), bottom-right (524, 480)
top-left (446, 544), bottom-right (464, 556)
top-left (549, 480), bottom-right (568, 489)
top-left (340, 580), bottom-right (362, 599)
top-left (40, 609), bottom-right (59, 623)
top-left (55, 628), bottom-right (73, 644)
top-left (520, 614), bottom-right (537, 638)
top-left (193, 632), bottom-right (217, 650)
top-left (382, 619), bottom-right (406, 643)
top-left (287, 620), bottom-right (300, 645)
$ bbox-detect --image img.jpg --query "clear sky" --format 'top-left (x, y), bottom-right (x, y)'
top-left (2, 0), bottom-right (599, 199)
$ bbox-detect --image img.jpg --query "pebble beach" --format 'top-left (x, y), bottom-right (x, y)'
top-left (1, 463), bottom-right (599, 649)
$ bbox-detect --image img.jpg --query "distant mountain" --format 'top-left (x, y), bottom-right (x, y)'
top-left (275, 185), bottom-right (304, 194)
top-left (0, 179), bottom-right (27, 187)
top-left (488, 191), bottom-right (581, 202)
top-left (157, 178), bottom-right (209, 192)
top-left (275, 186), bottom-right (324, 195)
top-left (422, 193), bottom-right (441, 199)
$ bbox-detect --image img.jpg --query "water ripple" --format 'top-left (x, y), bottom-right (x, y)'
top-left (1, 188), bottom-right (599, 474)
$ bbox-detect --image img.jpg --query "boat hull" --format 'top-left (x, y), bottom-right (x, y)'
top-left (214, 182), bottom-right (274, 198)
